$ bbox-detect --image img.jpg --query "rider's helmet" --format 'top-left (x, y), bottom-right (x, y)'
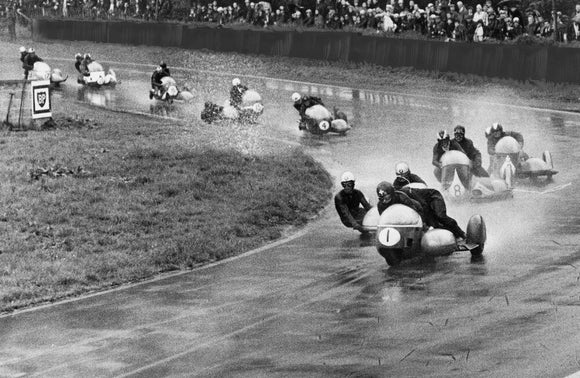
top-left (492, 122), bottom-right (503, 133)
top-left (376, 181), bottom-right (395, 203)
top-left (232, 77), bottom-right (241, 86)
top-left (453, 125), bottom-right (466, 135)
top-left (340, 171), bottom-right (355, 184)
top-left (75, 53), bottom-right (82, 60)
top-left (395, 162), bottom-right (410, 177)
top-left (84, 53), bottom-right (91, 60)
top-left (437, 130), bottom-right (450, 141)
top-left (19, 46), bottom-right (26, 53)
top-left (291, 92), bottom-right (301, 102)
top-left (160, 61), bottom-right (167, 69)
top-left (28, 48), bottom-right (35, 54)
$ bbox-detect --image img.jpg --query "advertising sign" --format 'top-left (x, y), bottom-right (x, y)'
top-left (31, 80), bottom-right (51, 119)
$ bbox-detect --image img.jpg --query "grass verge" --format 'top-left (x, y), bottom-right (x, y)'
top-left (0, 106), bottom-right (333, 313)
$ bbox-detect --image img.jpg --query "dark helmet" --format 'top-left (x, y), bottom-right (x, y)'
top-left (376, 181), bottom-right (395, 198)
top-left (453, 125), bottom-right (466, 135)
top-left (160, 61), bottom-right (167, 69)
top-left (437, 130), bottom-right (450, 141)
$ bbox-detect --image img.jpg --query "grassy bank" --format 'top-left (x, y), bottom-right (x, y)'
top-left (0, 105), bottom-right (333, 313)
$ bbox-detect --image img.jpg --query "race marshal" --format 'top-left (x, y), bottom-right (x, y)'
top-left (31, 80), bottom-right (51, 119)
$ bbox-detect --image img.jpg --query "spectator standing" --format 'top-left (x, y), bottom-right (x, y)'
top-left (569, 15), bottom-right (580, 41)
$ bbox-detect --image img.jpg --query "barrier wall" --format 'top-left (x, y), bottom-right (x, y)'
top-left (32, 19), bottom-right (580, 84)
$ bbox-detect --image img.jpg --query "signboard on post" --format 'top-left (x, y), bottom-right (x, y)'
top-left (30, 80), bottom-right (51, 120)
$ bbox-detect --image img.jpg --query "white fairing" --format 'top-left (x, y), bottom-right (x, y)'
top-left (167, 85), bottom-right (178, 97)
top-left (362, 206), bottom-right (380, 231)
top-left (161, 76), bottom-right (177, 87)
top-left (51, 68), bottom-right (66, 83)
top-left (242, 89), bottom-right (262, 104)
top-left (222, 101), bottom-right (239, 119)
top-left (331, 119), bottom-right (351, 133)
top-left (31, 62), bottom-right (52, 81)
top-left (378, 204), bottom-right (422, 227)
top-left (305, 104), bottom-right (332, 119)
top-left (520, 157), bottom-right (550, 172)
top-left (495, 136), bottom-right (521, 154)
top-left (87, 62), bottom-right (104, 72)
top-left (420, 229), bottom-right (456, 256)
top-left (441, 150), bottom-right (471, 166)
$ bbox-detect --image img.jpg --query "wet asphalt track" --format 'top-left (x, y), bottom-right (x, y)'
top-left (1, 62), bottom-right (580, 377)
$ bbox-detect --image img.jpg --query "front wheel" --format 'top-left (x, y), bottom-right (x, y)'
top-left (378, 248), bottom-right (403, 266)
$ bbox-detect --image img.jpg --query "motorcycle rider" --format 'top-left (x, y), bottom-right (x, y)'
top-left (22, 48), bottom-right (43, 80)
top-left (150, 65), bottom-right (170, 99)
top-left (393, 162), bottom-right (427, 190)
top-left (334, 172), bottom-right (372, 232)
top-left (160, 61), bottom-right (170, 76)
top-left (74, 53), bottom-right (83, 73)
top-left (19, 46), bottom-right (28, 64)
top-left (432, 129), bottom-right (465, 182)
top-left (399, 185), bottom-right (468, 242)
top-left (376, 181), bottom-right (423, 217)
top-left (485, 122), bottom-right (527, 170)
top-left (453, 125), bottom-right (489, 177)
top-left (292, 92), bottom-right (324, 118)
top-left (230, 77), bottom-right (248, 109)
top-left (485, 122), bottom-right (525, 155)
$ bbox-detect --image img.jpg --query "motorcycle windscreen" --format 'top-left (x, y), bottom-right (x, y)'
top-left (87, 61), bottom-right (104, 72)
top-left (305, 104), bottom-right (331, 119)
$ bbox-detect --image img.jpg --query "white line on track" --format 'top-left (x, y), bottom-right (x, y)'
top-left (46, 57), bottom-right (580, 117)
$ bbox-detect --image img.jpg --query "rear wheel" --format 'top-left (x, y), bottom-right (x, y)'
top-left (378, 248), bottom-right (403, 266)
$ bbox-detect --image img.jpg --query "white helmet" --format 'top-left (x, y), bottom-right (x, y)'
top-left (437, 130), bottom-right (450, 141)
top-left (395, 162), bottom-right (410, 176)
top-left (340, 171), bottom-right (355, 183)
top-left (19, 46), bottom-right (26, 53)
top-left (28, 48), bottom-right (35, 53)
top-left (232, 77), bottom-right (241, 86)
top-left (291, 92), bottom-right (301, 102)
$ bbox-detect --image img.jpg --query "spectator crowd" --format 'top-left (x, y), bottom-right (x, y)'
top-left (6, 0), bottom-right (580, 43)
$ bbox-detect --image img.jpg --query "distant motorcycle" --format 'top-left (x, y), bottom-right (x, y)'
top-left (201, 89), bottom-right (264, 124)
top-left (488, 136), bottom-right (557, 182)
top-left (29, 62), bottom-right (67, 86)
top-left (298, 104), bottom-right (351, 135)
top-left (439, 150), bottom-right (514, 202)
top-left (78, 61), bottom-right (117, 87)
top-left (150, 76), bottom-right (194, 104)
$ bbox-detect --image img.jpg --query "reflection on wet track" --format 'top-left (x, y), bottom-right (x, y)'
top-left (2, 63), bottom-right (580, 377)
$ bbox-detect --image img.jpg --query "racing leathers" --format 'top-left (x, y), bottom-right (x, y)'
top-left (334, 188), bottom-right (372, 231)
top-left (400, 186), bottom-right (466, 239)
top-left (455, 136), bottom-right (490, 177)
top-left (393, 173), bottom-right (427, 190)
top-left (230, 84), bottom-right (248, 109)
top-left (150, 69), bottom-right (169, 98)
top-left (376, 181), bottom-right (423, 216)
top-left (294, 95), bottom-right (324, 118)
top-left (486, 130), bottom-right (524, 156)
top-left (22, 53), bottom-right (43, 80)
top-left (432, 139), bottom-right (465, 182)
